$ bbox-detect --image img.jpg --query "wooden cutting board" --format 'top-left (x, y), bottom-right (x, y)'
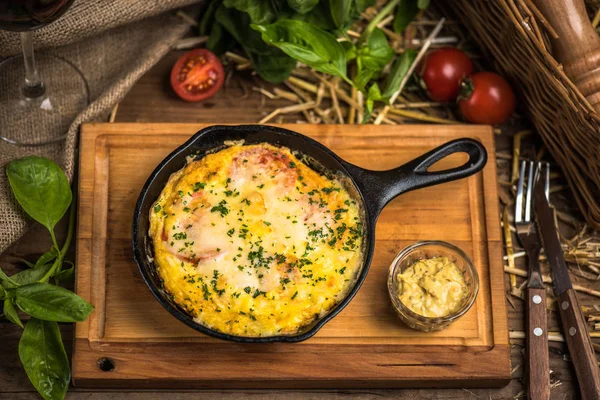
top-left (73, 123), bottom-right (509, 388)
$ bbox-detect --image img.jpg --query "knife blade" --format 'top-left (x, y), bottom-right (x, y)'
top-left (533, 176), bottom-right (572, 296)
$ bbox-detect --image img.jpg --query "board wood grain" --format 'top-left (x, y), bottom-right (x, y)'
top-left (73, 123), bottom-right (510, 388)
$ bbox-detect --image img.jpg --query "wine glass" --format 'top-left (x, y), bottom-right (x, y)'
top-left (0, 0), bottom-right (89, 146)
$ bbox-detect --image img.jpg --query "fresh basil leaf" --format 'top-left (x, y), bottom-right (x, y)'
top-left (393, 0), bottom-right (419, 33)
top-left (359, 28), bottom-right (394, 71)
top-left (353, 68), bottom-right (375, 90)
top-left (216, 5), bottom-right (273, 55)
top-left (341, 41), bottom-right (357, 61)
top-left (35, 249), bottom-right (58, 270)
top-left (0, 285), bottom-right (5, 300)
top-left (288, 0), bottom-right (319, 14)
top-left (215, 4), bottom-right (296, 82)
top-left (223, 0), bottom-right (276, 25)
top-left (356, 0), bottom-right (375, 12)
top-left (207, 21), bottom-right (235, 56)
top-left (6, 157), bottom-right (72, 235)
top-left (4, 298), bottom-right (23, 328)
top-left (382, 49), bottom-right (416, 99)
top-left (55, 266), bottom-right (74, 285)
top-left (418, 0), bottom-right (430, 9)
top-left (19, 318), bottom-right (69, 400)
top-left (329, 0), bottom-right (352, 28)
top-left (2, 264), bottom-right (53, 289)
top-left (15, 283), bottom-right (93, 322)
top-left (199, 0), bottom-right (220, 36)
top-left (0, 267), bottom-right (20, 287)
top-left (250, 52), bottom-right (297, 83)
top-left (363, 82), bottom-right (385, 123)
top-left (292, 1), bottom-right (336, 31)
top-left (252, 20), bottom-right (348, 79)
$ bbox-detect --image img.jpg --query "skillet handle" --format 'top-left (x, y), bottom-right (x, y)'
top-left (347, 138), bottom-right (487, 216)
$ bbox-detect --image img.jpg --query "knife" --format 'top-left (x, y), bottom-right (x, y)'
top-left (534, 174), bottom-right (600, 400)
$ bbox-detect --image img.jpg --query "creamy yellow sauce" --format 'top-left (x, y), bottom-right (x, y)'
top-left (149, 143), bottom-right (363, 337)
top-left (397, 257), bottom-right (467, 318)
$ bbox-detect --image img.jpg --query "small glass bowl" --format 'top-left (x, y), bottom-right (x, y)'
top-left (387, 241), bottom-right (479, 332)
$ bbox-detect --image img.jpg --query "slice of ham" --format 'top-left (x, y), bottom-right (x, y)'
top-left (230, 147), bottom-right (297, 193)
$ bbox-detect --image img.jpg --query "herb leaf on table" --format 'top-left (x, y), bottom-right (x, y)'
top-left (15, 283), bottom-right (94, 323)
top-left (6, 157), bottom-right (72, 247)
top-left (252, 19), bottom-right (350, 82)
top-left (1, 156), bottom-right (93, 400)
top-left (223, 0), bottom-right (277, 25)
top-left (19, 318), bottom-right (70, 400)
top-left (288, 0), bottom-right (320, 14)
top-left (204, 0), bottom-right (424, 121)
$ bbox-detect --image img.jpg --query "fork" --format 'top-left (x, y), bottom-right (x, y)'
top-left (515, 160), bottom-right (550, 400)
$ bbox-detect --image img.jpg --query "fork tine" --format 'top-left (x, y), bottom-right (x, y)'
top-left (515, 161), bottom-right (526, 223)
top-left (525, 161), bottom-right (535, 222)
top-left (544, 162), bottom-right (550, 201)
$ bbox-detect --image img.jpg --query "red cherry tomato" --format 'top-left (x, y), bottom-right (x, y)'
top-left (458, 72), bottom-right (516, 125)
top-left (170, 49), bottom-right (224, 102)
top-left (419, 48), bottom-right (473, 102)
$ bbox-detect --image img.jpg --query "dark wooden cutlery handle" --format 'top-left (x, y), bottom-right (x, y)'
top-left (557, 289), bottom-right (600, 400)
top-left (527, 287), bottom-right (550, 400)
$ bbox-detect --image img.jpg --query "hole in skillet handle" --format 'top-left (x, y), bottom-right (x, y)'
top-left (346, 138), bottom-right (488, 217)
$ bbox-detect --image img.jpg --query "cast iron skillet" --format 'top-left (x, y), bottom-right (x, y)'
top-left (132, 124), bottom-right (487, 343)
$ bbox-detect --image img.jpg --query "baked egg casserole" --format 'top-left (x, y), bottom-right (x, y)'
top-left (149, 143), bottom-right (364, 337)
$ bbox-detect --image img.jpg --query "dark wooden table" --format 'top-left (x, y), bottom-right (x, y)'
top-left (1, 50), bottom-right (596, 400)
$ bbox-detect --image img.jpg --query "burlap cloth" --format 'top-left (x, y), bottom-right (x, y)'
top-left (0, 0), bottom-right (203, 254)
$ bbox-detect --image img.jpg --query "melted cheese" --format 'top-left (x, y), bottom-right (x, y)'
top-left (149, 143), bottom-right (363, 337)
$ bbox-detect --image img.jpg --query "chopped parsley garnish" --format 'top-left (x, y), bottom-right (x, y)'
top-left (339, 267), bottom-right (347, 274)
top-left (263, 221), bottom-right (271, 226)
top-left (322, 187), bottom-right (340, 194)
top-left (153, 204), bottom-right (161, 213)
top-left (334, 208), bottom-right (348, 220)
top-left (243, 286), bottom-right (252, 294)
top-left (227, 228), bottom-right (235, 237)
top-left (289, 161), bottom-right (296, 168)
top-left (291, 291), bottom-right (298, 300)
top-left (173, 232), bottom-right (187, 240)
top-left (210, 200), bottom-right (229, 217)
top-left (193, 182), bottom-right (206, 192)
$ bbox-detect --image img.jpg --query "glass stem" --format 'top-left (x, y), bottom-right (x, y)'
top-left (20, 31), bottom-right (45, 98)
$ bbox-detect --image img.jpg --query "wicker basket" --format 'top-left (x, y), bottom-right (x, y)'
top-left (444, 0), bottom-right (600, 229)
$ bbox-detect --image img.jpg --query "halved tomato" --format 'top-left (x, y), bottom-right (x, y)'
top-left (170, 49), bottom-right (224, 102)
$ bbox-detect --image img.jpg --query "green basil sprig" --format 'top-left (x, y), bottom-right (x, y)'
top-left (1, 156), bottom-right (93, 400)
top-left (15, 283), bottom-right (94, 322)
top-left (7, 157), bottom-right (72, 248)
top-left (288, 0), bottom-right (319, 14)
top-left (223, 0), bottom-right (276, 25)
top-left (19, 318), bottom-right (70, 400)
top-left (252, 19), bottom-right (351, 83)
top-left (205, 0), bottom-right (424, 119)
top-left (329, 0), bottom-right (353, 28)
